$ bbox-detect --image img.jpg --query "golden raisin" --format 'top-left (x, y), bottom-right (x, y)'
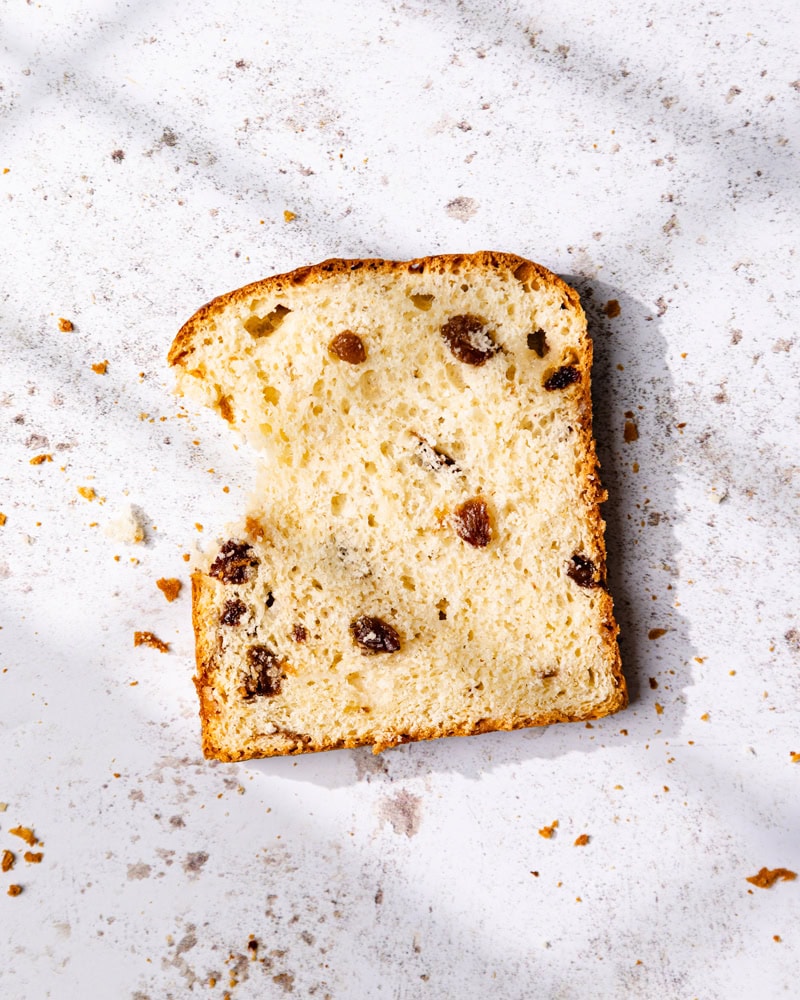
top-left (452, 498), bottom-right (492, 548)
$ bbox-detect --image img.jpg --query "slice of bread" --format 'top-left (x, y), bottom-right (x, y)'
top-left (169, 252), bottom-right (626, 760)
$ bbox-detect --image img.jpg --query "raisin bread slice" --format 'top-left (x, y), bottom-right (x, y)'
top-left (169, 252), bottom-right (626, 760)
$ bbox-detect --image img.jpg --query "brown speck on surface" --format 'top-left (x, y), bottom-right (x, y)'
top-left (445, 196), bottom-right (478, 222)
top-left (91, 360), bottom-right (108, 374)
top-left (774, 935), bottom-right (782, 942)
top-left (111, 149), bottom-right (125, 162)
top-left (283, 209), bottom-right (296, 222)
top-left (272, 972), bottom-right (295, 993)
top-left (126, 862), bottom-right (152, 880)
top-left (9, 826), bottom-right (36, 846)
top-left (603, 299), bottom-right (621, 318)
top-left (183, 851), bottom-right (209, 877)
top-left (648, 628), bottom-right (667, 640)
top-left (624, 418), bottom-right (639, 443)
top-left (30, 453), bottom-right (53, 465)
top-left (378, 790), bottom-right (423, 837)
top-left (649, 677), bottom-right (659, 689)
top-left (77, 486), bottom-right (96, 501)
top-left (746, 867), bottom-right (797, 889)
top-left (539, 820), bottom-right (559, 839)
top-left (574, 834), bottom-right (590, 846)
top-left (655, 703), bottom-right (664, 715)
top-left (1, 849), bottom-right (14, 872)
top-left (58, 317), bottom-right (74, 332)
top-left (7, 884), bottom-right (22, 897)
top-left (134, 631), bottom-right (170, 653)
top-left (156, 577), bottom-right (182, 602)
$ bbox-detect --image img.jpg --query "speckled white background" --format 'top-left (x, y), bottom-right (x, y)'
top-left (1, 1), bottom-right (799, 997)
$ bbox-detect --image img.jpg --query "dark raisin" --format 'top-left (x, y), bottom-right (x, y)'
top-left (544, 365), bottom-right (580, 390)
top-left (453, 497), bottom-right (492, 548)
top-left (247, 939), bottom-right (259, 953)
top-left (291, 624), bottom-right (308, 643)
top-left (567, 554), bottom-right (604, 589)
top-left (220, 598), bottom-right (247, 626)
top-left (208, 540), bottom-right (259, 584)
top-left (440, 314), bottom-right (498, 366)
top-left (329, 331), bottom-right (366, 364)
top-left (266, 591), bottom-right (275, 608)
top-left (350, 616), bottom-right (401, 654)
top-left (526, 329), bottom-right (549, 357)
top-left (243, 644), bottom-right (282, 698)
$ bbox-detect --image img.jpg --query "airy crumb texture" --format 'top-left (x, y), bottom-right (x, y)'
top-left (746, 867), bottom-right (797, 889)
top-left (8, 826), bottom-right (36, 846)
top-left (156, 577), bottom-right (182, 602)
top-left (169, 252), bottom-right (626, 760)
top-left (105, 503), bottom-right (145, 544)
top-left (134, 631), bottom-right (170, 653)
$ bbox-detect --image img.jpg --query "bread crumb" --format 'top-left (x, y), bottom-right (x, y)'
top-left (654, 703), bottom-right (664, 715)
top-left (77, 486), bottom-right (96, 501)
top-left (23, 851), bottom-right (43, 864)
top-left (774, 935), bottom-right (782, 942)
top-left (603, 299), bottom-right (620, 318)
top-left (0, 512), bottom-right (6, 526)
top-left (91, 361), bottom-right (108, 374)
top-left (30, 454), bottom-right (52, 465)
top-left (574, 834), bottom-right (590, 846)
top-left (105, 504), bottom-right (145, 544)
top-left (182, 553), bottom-right (191, 562)
top-left (0, 802), bottom-right (7, 812)
top-left (1, 849), bottom-right (14, 872)
top-left (700, 712), bottom-right (710, 722)
top-left (790, 752), bottom-right (800, 763)
top-left (156, 578), bottom-right (182, 602)
top-left (195, 522), bottom-right (203, 532)
top-left (7, 884), bottom-right (22, 897)
top-left (746, 867), bottom-right (797, 889)
top-left (134, 631), bottom-right (170, 653)
top-left (283, 210), bottom-right (296, 222)
top-left (538, 820), bottom-right (559, 839)
top-left (9, 826), bottom-right (36, 846)
top-left (648, 628), bottom-right (667, 640)
top-left (58, 317), bottom-right (74, 332)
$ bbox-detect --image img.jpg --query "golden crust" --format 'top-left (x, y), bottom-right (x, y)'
top-left (175, 252), bottom-right (626, 761)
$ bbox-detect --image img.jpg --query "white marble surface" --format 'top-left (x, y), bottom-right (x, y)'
top-left (1, 1), bottom-right (799, 997)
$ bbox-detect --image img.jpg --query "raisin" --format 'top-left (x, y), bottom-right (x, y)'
top-left (526, 329), bottom-right (549, 357)
top-left (243, 644), bottom-right (283, 698)
top-left (291, 624), bottom-right (308, 643)
top-left (544, 365), bottom-right (580, 390)
top-left (440, 314), bottom-right (498, 366)
top-left (453, 497), bottom-right (492, 548)
top-left (329, 331), bottom-right (366, 364)
top-left (220, 598), bottom-right (247, 626)
top-left (266, 591), bottom-right (275, 608)
top-left (350, 616), bottom-right (401, 654)
top-left (208, 540), bottom-right (259, 585)
top-left (567, 554), bottom-right (604, 589)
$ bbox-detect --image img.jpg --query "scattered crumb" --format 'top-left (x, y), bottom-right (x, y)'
top-left (105, 504), bottom-right (145, 544)
top-left (538, 820), bottom-right (559, 839)
top-left (790, 752), bottom-right (800, 763)
top-left (77, 486), bottom-right (96, 501)
top-left (182, 553), bottom-right (191, 562)
top-left (91, 361), bottom-right (108, 374)
top-left (58, 317), bottom-right (74, 332)
top-left (649, 677), bottom-right (659, 689)
top-left (648, 628), bottom-right (667, 640)
top-left (694, 656), bottom-right (705, 663)
top-left (655, 703), bottom-right (664, 715)
top-left (603, 299), bottom-right (621, 318)
top-left (1, 849), bottom-right (14, 872)
top-left (9, 826), bottom-right (36, 846)
top-left (774, 935), bottom-right (782, 943)
top-left (0, 513), bottom-right (5, 526)
top-left (7, 884), bottom-right (22, 897)
top-left (700, 713), bottom-right (710, 722)
top-left (156, 578), bottom-right (182, 602)
top-left (0, 802), bottom-right (7, 812)
top-left (30, 454), bottom-right (53, 465)
top-left (574, 834), bottom-right (590, 847)
top-left (623, 419), bottom-right (639, 443)
top-left (23, 851), bottom-right (43, 864)
top-left (746, 867), bottom-right (797, 889)
top-left (283, 210), bottom-right (296, 222)
top-left (134, 631), bottom-right (170, 653)
top-left (195, 523), bottom-right (203, 532)
top-left (530, 871), bottom-right (539, 877)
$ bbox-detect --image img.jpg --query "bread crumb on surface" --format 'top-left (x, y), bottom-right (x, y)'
top-left (774, 935), bottom-right (782, 942)
top-left (77, 486), bottom-right (96, 501)
top-left (746, 867), bottom-right (797, 889)
top-left (7, 884), bottom-right (22, 896)
top-left (23, 851), bottom-right (43, 864)
top-left (790, 752), bottom-right (800, 763)
top-left (91, 361), bottom-right (108, 374)
top-left (0, 512), bottom-right (5, 526)
top-left (134, 631), bottom-right (170, 653)
top-left (29, 454), bottom-right (52, 465)
top-left (700, 712), bottom-right (710, 722)
top-left (283, 210), bottom-right (296, 222)
top-left (539, 820), bottom-right (559, 839)
top-left (105, 504), bottom-right (145, 544)
top-left (156, 578), bottom-right (182, 602)
top-left (655, 703), bottom-right (664, 715)
top-left (1, 849), bottom-right (14, 872)
top-left (574, 833), bottom-right (590, 846)
top-left (603, 299), bottom-right (621, 318)
top-left (58, 317), bottom-right (73, 332)
top-left (648, 628), bottom-right (667, 640)
top-left (8, 826), bottom-right (36, 846)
